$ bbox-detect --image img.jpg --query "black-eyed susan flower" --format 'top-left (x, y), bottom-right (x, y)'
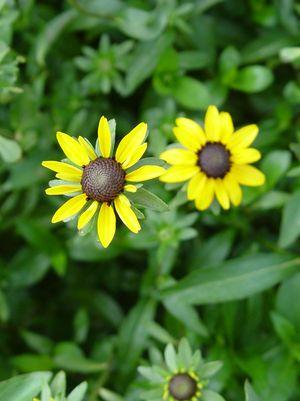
top-left (160, 105), bottom-right (265, 211)
top-left (139, 338), bottom-right (224, 401)
top-left (42, 117), bottom-right (165, 248)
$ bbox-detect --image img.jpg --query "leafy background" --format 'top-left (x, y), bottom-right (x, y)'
top-left (1, 0), bottom-right (300, 400)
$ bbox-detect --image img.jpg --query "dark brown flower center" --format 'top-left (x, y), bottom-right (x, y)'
top-left (168, 373), bottom-right (197, 401)
top-left (81, 157), bottom-right (125, 203)
top-left (198, 142), bottom-right (230, 178)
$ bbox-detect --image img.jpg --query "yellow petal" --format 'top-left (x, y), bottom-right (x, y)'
top-left (98, 116), bottom-right (111, 158)
top-left (175, 117), bottom-right (206, 145)
top-left (77, 201), bottom-right (98, 230)
top-left (160, 165), bottom-right (199, 183)
top-left (122, 143), bottom-right (147, 169)
top-left (42, 161), bottom-right (83, 175)
top-left (115, 122), bottom-right (147, 164)
top-left (56, 172), bottom-right (82, 182)
top-left (223, 173), bottom-right (242, 206)
top-left (124, 184), bottom-right (137, 193)
top-left (231, 164), bottom-right (265, 186)
top-left (114, 194), bottom-right (141, 233)
top-left (219, 112), bottom-right (234, 144)
top-left (51, 193), bottom-right (87, 223)
top-left (195, 179), bottom-right (215, 211)
top-left (204, 105), bottom-right (221, 141)
top-left (56, 132), bottom-right (90, 166)
top-left (231, 148), bottom-right (261, 164)
top-left (214, 179), bottom-right (230, 210)
top-left (45, 184), bottom-right (82, 195)
top-left (228, 124), bottom-right (259, 150)
top-left (173, 126), bottom-right (203, 152)
top-left (78, 136), bottom-right (97, 160)
top-left (126, 165), bottom-right (165, 182)
top-left (187, 172), bottom-right (207, 200)
top-left (97, 203), bottom-right (116, 248)
top-left (160, 148), bottom-right (197, 165)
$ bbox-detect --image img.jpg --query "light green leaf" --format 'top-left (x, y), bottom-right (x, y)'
top-left (231, 66), bottom-right (273, 93)
top-left (261, 150), bottom-right (291, 189)
top-left (0, 135), bottom-right (21, 163)
top-left (279, 191), bottom-right (300, 248)
top-left (172, 76), bottom-right (211, 110)
top-left (127, 188), bottom-right (169, 212)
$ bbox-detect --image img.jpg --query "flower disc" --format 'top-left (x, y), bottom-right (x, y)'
top-left (81, 157), bottom-right (125, 202)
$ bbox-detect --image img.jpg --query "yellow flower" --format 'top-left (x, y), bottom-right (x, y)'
top-left (42, 116), bottom-right (165, 248)
top-left (160, 105), bottom-right (265, 210)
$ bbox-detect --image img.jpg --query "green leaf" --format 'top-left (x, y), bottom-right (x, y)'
top-left (280, 47), bottom-right (300, 63)
top-left (171, 76), bottom-right (211, 110)
top-left (230, 66), bottom-right (273, 93)
top-left (21, 330), bottom-right (54, 354)
top-left (127, 188), bottom-right (169, 212)
top-left (261, 150), bottom-right (291, 189)
top-left (0, 290), bottom-right (9, 322)
top-left (279, 190), bottom-right (300, 248)
top-left (161, 254), bottom-right (300, 305)
top-left (0, 135), bottom-right (21, 163)
top-left (12, 354), bottom-right (54, 372)
top-left (125, 33), bottom-right (172, 94)
top-left (73, 308), bottom-right (89, 344)
top-left (116, 3), bottom-right (173, 41)
top-left (53, 342), bottom-right (106, 373)
top-left (163, 297), bottom-right (208, 336)
top-left (178, 50), bottom-right (210, 70)
top-left (34, 10), bottom-right (77, 66)
top-left (271, 311), bottom-right (296, 345)
top-left (16, 218), bottom-right (67, 275)
top-left (6, 250), bottom-right (50, 288)
top-left (117, 299), bottom-right (156, 382)
top-left (189, 229), bottom-right (235, 270)
top-left (241, 31), bottom-right (296, 63)
top-left (69, 0), bottom-right (123, 17)
top-left (244, 381), bottom-right (261, 401)
top-left (0, 372), bottom-right (52, 401)
top-left (276, 273), bottom-right (300, 339)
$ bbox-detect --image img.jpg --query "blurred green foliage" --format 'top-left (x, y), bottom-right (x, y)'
top-left (1, 0), bottom-right (300, 401)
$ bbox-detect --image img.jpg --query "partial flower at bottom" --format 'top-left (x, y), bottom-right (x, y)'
top-left (138, 338), bottom-right (224, 401)
top-left (160, 105), bottom-right (265, 211)
top-left (42, 116), bottom-right (165, 248)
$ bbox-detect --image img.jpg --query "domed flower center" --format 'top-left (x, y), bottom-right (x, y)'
top-left (81, 157), bottom-right (125, 203)
top-left (198, 142), bottom-right (230, 178)
top-left (168, 373), bottom-right (197, 401)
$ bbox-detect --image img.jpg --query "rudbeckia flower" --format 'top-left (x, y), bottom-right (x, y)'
top-left (160, 105), bottom-right (265, 211)
top-left (42, 117), bottom-right (165, 248)
top-left (139, 338), bottom-right (223, 401)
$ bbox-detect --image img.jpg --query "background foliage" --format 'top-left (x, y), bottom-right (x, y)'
top-left (1, 0), bottom-right (300, 400)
